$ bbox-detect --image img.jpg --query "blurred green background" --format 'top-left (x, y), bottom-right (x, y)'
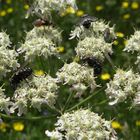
top-left (0, 0), bottom-right (140, 139)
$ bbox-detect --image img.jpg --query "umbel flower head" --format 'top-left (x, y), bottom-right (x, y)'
top-left (0, 86), bottom-right (13, 115)
top-left (70, 19), bottom-right (116, 40)
top-left (105, 69), bottom-right (140, 106)
top-left (76, 36), bottom-right (113, 62)
top-left (0, 32), bottom-right (11, 47)
top-left (56, 62), bottom-right (97, 97)
top-left (20, 26), bottom-right (62, 62)
top-left (10, 74), bottom-right (59, 116)
top-left (123, 30), bottom-right (140, 71)
top-left (45, 109), bottom-right (118, 140)
top-left (32, 0), bottom-right (78, 18)
top-left (0, 31), bottom-right (20, 78)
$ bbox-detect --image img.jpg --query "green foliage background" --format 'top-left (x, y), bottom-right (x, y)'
top-left (0, 0), bottom-right (140, 139)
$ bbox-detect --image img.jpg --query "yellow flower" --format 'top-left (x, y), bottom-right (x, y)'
top-left (76, 10), bottom-right (84, 17)
top-left (73, 56), bottom-right (80, 62)
top-left (123, 40), bottom-right (128, 45)
top-left (24, 4), bottom-right (29, 10)
top-left (113, 40), bottom-right (119, 45)
top-left (101, 73), bottom-right (110, 80)
top-left (116, 32), bottom-right (124, 38)
top-left (131, 2), bottom-right (139, 9)
top-left (0, 10), bottom-right (7, 17)
top-left (95, 5), bottom-right (104, 11)
top-left (6, 0), bottom-right (11, 4)
top-left (122, 2), bottom-right (129, 8)
top-left (136, 120), bottom-right (140, 126)
top-left (34, 70), bottom-right (45, 76)
top-left (56, 46), bottom-right (65, 53)
top-left (13, 122), bottom-right (24, 132)
top-left (60, 12), bottom-right (67, 17)
top-left (66, 6), bottom-right (75, 14)
top-left (123, 13), bottom-right (130, 19)
top-left (111, 121), bottom-right (122, 130)
top-left (0, 122), bottom-right (9, 132)
top-left (7, 8), bottom-right (13, 13)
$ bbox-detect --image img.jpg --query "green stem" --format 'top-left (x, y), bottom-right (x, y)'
top-left (62, 92), bottom-right (74, 113)
top-left (104, 52), bottom-right (117, 71)
top-left (39, 56), bottom-right (46, 72)
top-left (93, 99), bottom-right (109, 107)
top-left (66, 86), bottom-right (106, 112)
top-left (0, 113), bottom-right (57, 121)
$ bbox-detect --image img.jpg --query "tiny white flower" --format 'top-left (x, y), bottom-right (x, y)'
top-left (76, 36), bottom-right (113, 62)
top-left (56, 62), bottom-right (97, 96)
top-left (0, 86), bottom-right (13, 115)
top-left (20, 26), bottom-right (62, 62)
top-left (124, 30), bottom-right (140, 71)
top-left (105, 69), bottom-right (140, 106)
top-left (70, 19), bottom-right (115, 40)
top-left (32, 0), bottom-right (77, 18)
top-left (45, 109), bottom-right (118, 140)
top-left (0, 32), bottom-right (20, 78)
top-left (11, 74), bottom-right (59, 116)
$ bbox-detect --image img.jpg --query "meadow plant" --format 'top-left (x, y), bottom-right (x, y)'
top-left (0, 0), bottom-right (140, 139)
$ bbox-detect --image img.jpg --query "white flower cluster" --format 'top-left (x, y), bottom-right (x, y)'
top-left (32, 0), bottom-right (77, 18)
top-left (124, 30), bottom-right (140, 70)
top-left (10, 74), bottom-right (59, 116)
top-left (0, 86), bottom-right (13, 115)
top-left (0, 32), bottom-right (20, 78)
top-left (70, 19), bottom-right (115, 62)
top-left (20, 26), bottom-right (62, 62)
top-left (70, 20), bottom-right (115, 40)
top-left (76, 37), bottom-right (113, 62)
top-left (56, 62), bottom-right (97, 97)
top-left (105, 69), bottom-right (140, 106)
top-left (45, 109), bottom-right (118, 140)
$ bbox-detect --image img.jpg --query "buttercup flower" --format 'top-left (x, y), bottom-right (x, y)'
top-left (105, 69), bottom-right (140, 105)
top-left (45, 109), bottom-right (118, 140)
top-left (76, 37), bottom-right (113, 62)
top-left (13, 122), bottom-right (24, 132)
top-left (0, 32), bottom-right (19, 78)
top-left (56, 62), bottom-right (97, 97)
top-left (20, 26), bottom-right (62, 62)
top-left (0, 86), bottom-right (13, 115)
top-left (10, 74), bottom-right (58, 116)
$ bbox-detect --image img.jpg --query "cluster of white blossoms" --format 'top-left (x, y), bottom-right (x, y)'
top-left (20, 26), bottom-right (62, 62)
top-left (0, 32), bottom-right (20, 78)
top-left (124, 30), bottom-right (140, 70)
top-left (0, 86), bottom-right (13, 115)
top-left (70, 18), bottom-right (116, 62)
top-left (70, 19), bottom-right (115, 40)
top-left (105, 69), bottom-right (140, 106)
top-left (76, 37), bottom-right (113, 62)
top-left (45, 109), bottom-right (118, 140)
top-left (10, 74), bottom-right (59, 116)
top-left (56, 62), bottom-right (97, 97)
top-left (32, 0), bottom-right (77, 18)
